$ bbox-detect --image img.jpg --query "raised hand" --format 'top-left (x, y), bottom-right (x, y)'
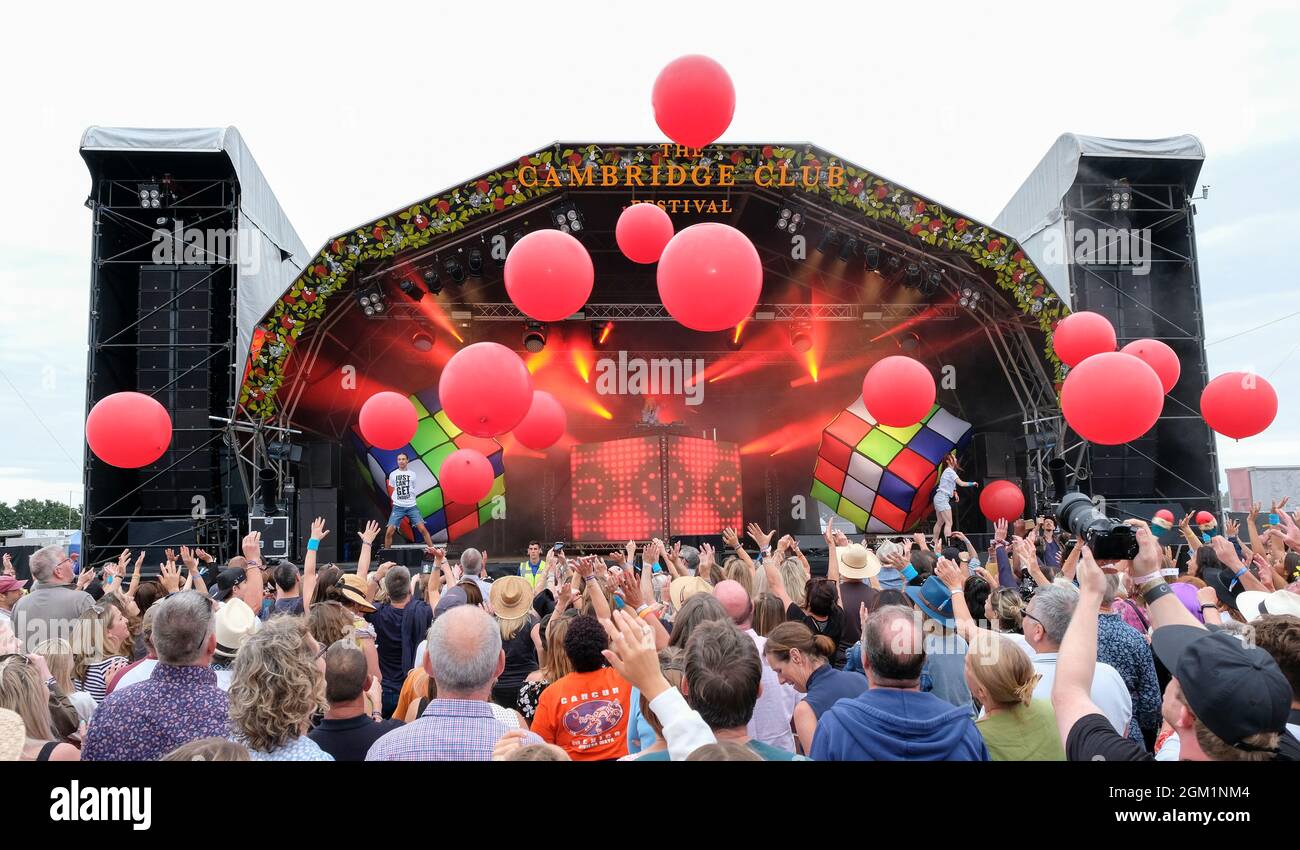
top-left (699, 541), bottom-right (716, 569)
top-left (242, 530), bottom-right (262, 561)
top-left (746, 523), bottom-right (774, 550)
top-left (1275, 511), bottom-right (1300, 551)
top-left (721, 527), bottom-right (741, 549)
top-left (76, 566), bottom-right (96, 590)
top-left (608, 550), bottom-right (627, 567)
top-left (599, 609), bottom-right (663, 694)
top-left (311, 517), bottom-right (330, 541)
top-left (974, 565), bottom-right (998, 590)
top-left (358, 520), bottom-right (380, 546)
top-left (1224, 517), bottom-right (1240, 539)
top-left (194, 548), bottom-right (214, 565)
top-left (1075, 545), bottom-right (1106, 597)
top-left (158, 560), bottom-right (182, 594)
top-left (994, 518), bottom-right (1008, 542)
top-left (1, 552), bottom-right (12, 577)
top-left (178, 545), bottom-right (198, 573)
top-left (934, 558), bottom-right (964, 592)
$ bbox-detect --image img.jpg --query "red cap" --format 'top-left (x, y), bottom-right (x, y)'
top-left (0, 575), bottom-right (28, 594)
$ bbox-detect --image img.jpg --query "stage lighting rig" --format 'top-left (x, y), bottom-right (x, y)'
top-left (839, 236), bottom-right (860, 262)
top-left (522, 321), bottom-right (548, 353)
top-left (789, 324), bottom-right (812, 354)
top-left (903, 262), bottom-right (922, 290)
top-left (467, 244), bottom-right (485, 277)
top-left (775, 202), bottom-right (804, 234)
top-left (553, 202), bottom-right (584, 235)
top-left (1106, 181), bottom-right (1132, 211)
top-left (398, 277), bottom-right (425, 302)
top-left (817, 229), bottom-right (841, 255)
top-left (593, 321), bottom-right (614, 348)
top-left (920, 268), bottom-right (943, 298)
top-left (137, 182), bottom-right (163, 209)
top-left (958, 284), bottom-right (982, 310)
top-left (444, 256), bottom-right (466, 284)
top-left (422, 266), bottom-right (442, 295)
top-left (356, 283), bottom-right (387, 317)
top-left (863, 244), bottom-right (882, 271)
top-left (411, 332), bottom-right (434, 352)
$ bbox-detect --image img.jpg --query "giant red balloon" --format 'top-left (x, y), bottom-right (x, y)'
top-left (86, 392), bottom-right (171, 468)
top-left (512, 390), bottom-right (566, 450)
top-left (438, 342), bottom-right (533, 437)
top-left (656, 223), bottom-right (761, 332)
top-left (503, 230), bottom-right (593, 322)
top-left (1061, 352), bottom-right (1164, 445)
top-left (979, 480), bottom-right (1025, 523)
top-left (1122, 338), bottom-right (1180, 394)
top-left (439, 449), bottom-right (494, 504)
top-left (1053, 311), bottom-right (1117, 367)
top-left (616, 203), bottom-right (675, 264)
top-left (651, 55), bottom-right (735, 149)
top-left (1201, 372), bottom-right (1277, 440)
top-left (862, 356), bottom-right (936, 427)
top-left (358, 392), bottom-right (418, 450)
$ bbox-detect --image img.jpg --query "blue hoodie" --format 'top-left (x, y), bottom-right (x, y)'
top-left (809, 688), bottom-right (989, 761)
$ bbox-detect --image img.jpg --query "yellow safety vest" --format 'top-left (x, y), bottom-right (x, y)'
top-left (518, 560), bottom-right (545, 588)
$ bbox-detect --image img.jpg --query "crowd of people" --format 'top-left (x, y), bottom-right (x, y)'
top-left (1, 505), bottom-right (1298, 762)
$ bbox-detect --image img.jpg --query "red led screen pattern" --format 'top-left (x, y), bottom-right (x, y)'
top-left (570, 437), bottom-right (664, 541)
top-left (665, 436), bottom-right (743, 534)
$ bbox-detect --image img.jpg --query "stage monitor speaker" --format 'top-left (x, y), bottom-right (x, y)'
top-left (295, 488), bottom-right (338, 563)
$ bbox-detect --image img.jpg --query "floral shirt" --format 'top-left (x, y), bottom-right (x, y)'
top-left (244, 735), bottom-right (334, 761)
top-left (81, 665), bottom-right (229, 761)
top-left (1096, 613), bottom-right (1161, 744)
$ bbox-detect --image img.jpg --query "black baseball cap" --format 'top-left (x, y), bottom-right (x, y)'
top-left (1203, 566), bottom-right (1245, 608)
top-left (208, 568), bottom-right (247, 602)
top-left (1152, 625), bottom-right (1290, 753)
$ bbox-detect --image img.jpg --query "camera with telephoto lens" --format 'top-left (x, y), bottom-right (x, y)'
top-left (1056, 492), bottom-right (1138, 562)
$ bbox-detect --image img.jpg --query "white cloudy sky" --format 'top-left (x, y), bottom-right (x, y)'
top-left (1, 0), bottom-right (1297, 509)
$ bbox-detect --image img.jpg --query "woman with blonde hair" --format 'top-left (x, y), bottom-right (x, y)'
top-left (71, 602), bottom-right (132, 703)
top-left (30, 639), bottom-right (96, 725)
top-left (0, 653), bottom-right (79, 761)
top-left (490, 576), bottom-right (539, 710)
top-left (517, 612), bottom-right (575, 723)
top-left (964, 635), bottom-right (1063, 760)
top-left (229, 617), bottom-right (333, 760)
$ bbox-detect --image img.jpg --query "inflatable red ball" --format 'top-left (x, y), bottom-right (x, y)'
top-left (504, 230), bottom-right (594, 322)
top-left (86, 392), bottom-right (171, 468)
top-left (651, 55), bottom-right (735, 149)
top-left (1200, 372), bottom-right (1277, 440)
top-left (979, 480), bottom-right (1025, 523)
top-left (1152, 509), bottom-right (1175, 531)
top-left (1061, 352), bottom-right (1163, 445)
top-left (358, 392), bottom-right (419, 451)
top-left (615, 203), bottom-right (675, 264)
top-left (439, 449), bottom-right (494, 504)
top-left (656, 223), bottom-right (762, 332)
top-left (1053, 311), bottom-right (1117, 367)
top-left (512, 391), bottom-right (567, 451)
top-left (1121, 339), bottom-right (1180, 394)
top-left (438, 342), bottom-right (534, 437)
top-left (862, 356), bottom-right (935, 427)
top-left (1195, 511), bottom-right (1217, 528)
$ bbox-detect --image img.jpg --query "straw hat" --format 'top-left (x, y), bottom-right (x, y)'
top-left (491, 576), bottom-right (535, 621)
top-left (836, 544), bottom-right (881, 580)
top-left (669, 576), bottom-right (713, 611)
top-left (337, 573), bottom-right (377, 613)
top-left (0, 708), bottom-right (24, 762)
top-left (214, 597), bottom-right (262, 660)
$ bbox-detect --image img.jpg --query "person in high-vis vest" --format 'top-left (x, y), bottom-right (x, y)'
top-left (519, 541), bottom-right (546, 589)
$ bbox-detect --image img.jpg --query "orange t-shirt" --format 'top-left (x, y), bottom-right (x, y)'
top-left (530, 668), bottom-right (632, 761)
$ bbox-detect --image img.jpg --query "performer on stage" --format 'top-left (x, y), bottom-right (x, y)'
top-left (384, 453), bottom-right (436, 549)
top-left (932, 451), bottom-right (978, 544)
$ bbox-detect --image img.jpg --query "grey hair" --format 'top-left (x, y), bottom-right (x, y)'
top-left (384, 566), bottom-right (412, 601)
top-left (678, 546), bottom-right (701, 572)
top-left (151, 590), bottom-right (215, 665)
top-left (29, 545), bottom-right (65, 583)
top-left (459, 548), bottom-right (483, 577)
top-left (1028, 579), bottom-right (1079, 647)
top-left (1102, 574), bottom-right (1121, 607)
top-left (426, 605), bottom-right (501, 694)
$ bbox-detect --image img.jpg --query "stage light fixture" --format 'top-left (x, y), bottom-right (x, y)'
top-left (444, 257), bottom-right (466, 284)
top-left (920, 269), bottom-right (943, 297)
top-left (839, 237), bottom-right (860, 262)
top-left (884, 255), bottom-right (903, 278)
top-left (593, 321), bottom-right (614, 348)
top-left (959, 284), bottom-right (983, 310)
top-left (137, 183), bottom-right (162, 209)
top-left (356, 283), bottom-right (387, 317)
top-left (1107, 181), bottom-right (1132, 211)
top-left (903, 263), bottom-right (922, 289)
top-left (411, 332), bottom-right (434, 352)
top-left (817, 229), bottom-right (841, 255)
top-left (898, 332), bottom-right (921, 353)
top-left (398, 277), bottom-right (425, 302)
top-left (467, 247), bottom-right (484, 277)
top-left (522, 321), bottom-right (547, 353)
top-left (553, 202), bottom-right (584, 235)
top-left (775, 203), bottom-right (804, 234)
top-left (789, 325), bottom-right (812, 354)
top-left (422, 266), bottom-right (442, 295)
top-left (863, 245), bottom-right (882, 271)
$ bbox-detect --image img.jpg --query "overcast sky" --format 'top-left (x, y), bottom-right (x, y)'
top-left (1, 0), bottom-right (1297, 510)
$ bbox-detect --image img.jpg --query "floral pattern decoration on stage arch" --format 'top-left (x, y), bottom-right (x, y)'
top-left (238, 144), bottom-right (1066, 419)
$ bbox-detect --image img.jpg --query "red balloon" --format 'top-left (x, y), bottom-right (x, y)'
top-left (616, 203), bottom-right (675, 264)
top-left (438, 342), bottom-right (534, 437)
top-left (1053, 311), bottom-right (1117, 367)
top-left (657, 223), bottom-right (762, 332)
top-left (86, 392), bottom-right (171, 468)
top-left (1061, 352), bottom-right (1164, 445)
top-left (862, 356), bottom-right (936, 427)
top-left (439, 449), bottom-right (494, 504)
top-left (979, 480), bottom-right (1026, 523)
top-left (504, 230), bottom-right (593, 322)
top-left (358, 392), bottom-right (418, 451)
top-left (1195, 510), bottom-right (1217, 527)
top-left (512, 391), bottom-right (566, 450)
top-left (1121, 339), bottom-right (1180, 394)
top-left (1201, 372), bottom-right (1277, 440)
top-left (652, 55), bottom-right (735, 149)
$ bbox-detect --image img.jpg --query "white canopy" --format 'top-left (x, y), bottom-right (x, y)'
top-left (993, 133), bottom-right (1205, 309)
top-left (80, 126), bottom-right (309, 385)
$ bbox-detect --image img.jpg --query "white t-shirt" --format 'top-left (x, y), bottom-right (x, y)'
top-left (1032, 652), bottom-right (1133, 735)
top-left (112, 659), bottom-right (233, 693)
top-left (745, 630), bottom-right (800, 753)
top-left (388, 468), bottom-right (418, 508)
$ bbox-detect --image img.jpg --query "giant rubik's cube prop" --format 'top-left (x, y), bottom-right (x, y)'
top-left (811, 397), bottom-right (972, 533)
top-left (351, 387), bottom-right (506, 543)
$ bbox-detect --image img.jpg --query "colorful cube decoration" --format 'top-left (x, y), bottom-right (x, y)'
top-left (810, 397), bottom-right (972, 533)
top-left (350, 387), bottom-right (506, 543)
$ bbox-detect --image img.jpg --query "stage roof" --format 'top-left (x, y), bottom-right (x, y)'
top-left (994, 133), bottom-right (1205, 309)
top-left (235, 141), bottom-right (1082, 420)
top-left (80, 126), bottom-right (311, 384)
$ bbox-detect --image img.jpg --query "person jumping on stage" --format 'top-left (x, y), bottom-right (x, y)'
top-left (932, 451), bottom-right (978, 544)
top-left (384, 453), bottom-right (436, 549)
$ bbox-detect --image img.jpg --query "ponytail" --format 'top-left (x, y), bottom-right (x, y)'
top-left (812, 634), bottom-right (836, 659)
top-left (764, 621), bottom-right (832, 664)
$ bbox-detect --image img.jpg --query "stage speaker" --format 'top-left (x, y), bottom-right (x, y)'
top-left (1089, 439), bottom-right (1157, 496)
top-left (299, 443), bottom-right (340, 489)
top-left (126, 519), bottom-right (201, 575)
top-left (974, 432), bottom-right (1017, 479)
top-left (295, 488), bottom-right (338, 563)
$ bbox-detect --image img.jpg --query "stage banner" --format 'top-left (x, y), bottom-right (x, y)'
top-left (350, 388), bottom-right (505, 543)
top-left (810, 397), bottom-right (972, 534)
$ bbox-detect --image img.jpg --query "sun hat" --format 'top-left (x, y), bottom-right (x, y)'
top-left (337, 574), bottom-right (377, 613)
top-left (669, 576), bottom-right (713, 611)
top-left (904, 575), bottom-right (957, 629)
top-left (490, 576), bottom-right (535, 621)
top-left (836, 544), bottom-right (882, 580)
top-left (0, 708), bottom-right (24, 761)
top-left (1236, 589), bottom-right (1300, 622)
top-left (213, 597), bottom-right (262, 660)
